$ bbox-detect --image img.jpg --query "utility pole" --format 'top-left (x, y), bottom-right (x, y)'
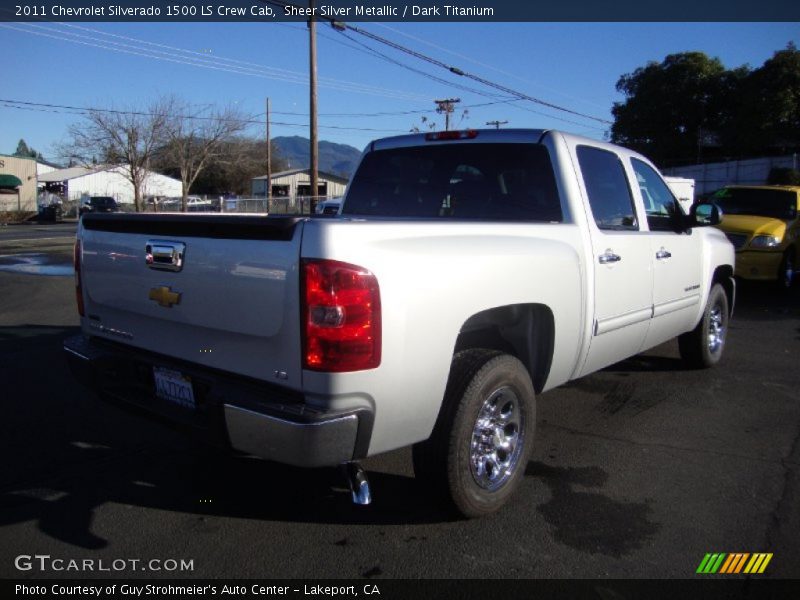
top-left (435, 98), bottom-right (461, 131)
top-left (486, 120), bottom-right (508, 129)
top-left (308, 0), bottom-right (319, 214)
top-left (266, 97), bottom-right (271, 203)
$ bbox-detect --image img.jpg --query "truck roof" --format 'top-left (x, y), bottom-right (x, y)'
top-left (368, 128), bottom-right (650, 159)
top-left (370, 128), bottom-right (549, 151)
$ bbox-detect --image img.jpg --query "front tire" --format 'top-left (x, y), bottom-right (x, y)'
top-left (678, 283), bottom-right (729, 369)
top-left (413, 350), bottom-right (536, 518)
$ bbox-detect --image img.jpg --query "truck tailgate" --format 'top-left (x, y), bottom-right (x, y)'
top-left (78, 214), bottom-right (305, 389)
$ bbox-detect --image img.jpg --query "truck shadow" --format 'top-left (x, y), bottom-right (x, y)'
top-left (525, 462), bottom-right (661, 557)
top-left (0, 324), bottom-right (670, 556)
top-left (1, 325), bottom-right (458, 557)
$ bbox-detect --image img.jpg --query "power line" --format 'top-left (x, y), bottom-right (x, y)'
top-left (328, 24), bottom-right (607, 130)
top-left (0, 98), bottom-right (408, 133)
top-left (486, 120), bottom-right (509, 129)
top-left (345, 23), bottom-right (612, 125)
top-left (373, 23), bottom-right (610, 113)
top-left (0, 22), bottom-right (430, 103)
top-left (504, 101), bottom-right (607, 132)
top-left (4, 16), bottom-right (609, 130)
top-left (259, 0), bottom-right (612, 126)
top-left (329, 27), bottom-right (508, 100)
top-left (56, 21), bottom-right (419, 99)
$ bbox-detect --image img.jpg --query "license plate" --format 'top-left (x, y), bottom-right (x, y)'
top-left (153, 367), bottom-right (196, 410)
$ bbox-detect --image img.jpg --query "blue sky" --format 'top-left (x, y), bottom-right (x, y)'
top-left (0, 21), bottom-right (797, 163)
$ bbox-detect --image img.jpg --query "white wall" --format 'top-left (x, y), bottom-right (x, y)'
top-left (65, 167), bottom-right (182, 203)
top-left (36, 162), bottom-right (58, 177)
top-left (664, 154), bottom-right (799, 196)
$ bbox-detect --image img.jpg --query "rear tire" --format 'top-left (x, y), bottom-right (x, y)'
top-left (413, 349), bottom-right (536, 518)
top-left (678, 283), bottom-right (729, 369)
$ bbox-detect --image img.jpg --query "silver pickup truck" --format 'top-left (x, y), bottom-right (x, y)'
top-left (65, 129), bottom-right (735, 517)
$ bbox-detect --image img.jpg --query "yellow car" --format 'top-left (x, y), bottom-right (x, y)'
top-left (711, 185), bottom-right (799, 288)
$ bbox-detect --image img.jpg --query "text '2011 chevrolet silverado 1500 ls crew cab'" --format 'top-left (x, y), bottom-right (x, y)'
top-left (65, 129), bottom-right (735, 517)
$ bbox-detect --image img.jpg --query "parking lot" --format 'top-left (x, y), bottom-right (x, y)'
top-left (0, 223), bottom-right (798, 580)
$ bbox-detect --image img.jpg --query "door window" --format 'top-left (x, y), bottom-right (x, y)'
top-left (577, 146), bottom-right (638, 231)
top-left (631, 158), bottom-right (682, 232)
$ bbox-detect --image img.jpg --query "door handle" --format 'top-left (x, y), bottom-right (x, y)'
top-left (598, 250), bottom-right (621, 264)
top-left (655, 248), bottom-right (672, 260)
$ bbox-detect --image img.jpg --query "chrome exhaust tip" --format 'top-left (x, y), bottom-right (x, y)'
top-left (341, 462), bottom-right (371, 505)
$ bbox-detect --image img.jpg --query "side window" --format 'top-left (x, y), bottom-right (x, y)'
top-left (631, 158), bottom-right (681, 232)
top-left (577, 146), bottom-right (638, 231)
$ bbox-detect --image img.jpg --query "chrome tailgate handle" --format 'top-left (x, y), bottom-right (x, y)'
top-left (146, 241), bottom-right (186, 272)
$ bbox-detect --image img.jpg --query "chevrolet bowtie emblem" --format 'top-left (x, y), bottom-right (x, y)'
top-left (149, 286), bottom-right (181, 308)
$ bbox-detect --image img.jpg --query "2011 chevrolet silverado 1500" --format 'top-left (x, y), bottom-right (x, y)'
top-left (64, 129), bottom-right (735, 517)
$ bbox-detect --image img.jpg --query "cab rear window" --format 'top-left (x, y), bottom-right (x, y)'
top-left (343, 143), bottom-right (562, 222)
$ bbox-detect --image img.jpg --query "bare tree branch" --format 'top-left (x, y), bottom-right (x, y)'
top-left (57, 98), bottom-right (173, 212)
top-left (162, 100), bottom-right (250, 211)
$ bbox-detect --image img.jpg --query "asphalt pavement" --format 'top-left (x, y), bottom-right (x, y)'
top-left (0, 237), bottom-right (798, 580)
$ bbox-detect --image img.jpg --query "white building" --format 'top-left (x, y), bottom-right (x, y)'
top-left (252, 168), bottom-right (349, 200)
top-left (36, 160), bottom-right (61, 177)
top-left (39, 165), bottom-right (182, 205)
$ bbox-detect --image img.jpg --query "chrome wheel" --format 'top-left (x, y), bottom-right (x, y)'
top-left (707, 305), bottom-right (725, 354)
top-left (469, 386), bottom-right (524, 491)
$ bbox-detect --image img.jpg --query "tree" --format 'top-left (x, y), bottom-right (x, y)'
top-left (611, 45), bottom-right (800, 165)
top-left (155, 137), bottom-right (286, 197)
top-left (161, 100), bottom-right (251, 211)
top-left (210, 138), bottom-right (286, 196)
top-left (14, 139), bottom-right (43, 160)
top-left (730, 43), bottom-right (800, 155)
top-left (409, 115), bottom-right (436, 133)
top-left (59, 98), bottom-right (172, 212)
top-left (611, 52), bottom-right (732, 166)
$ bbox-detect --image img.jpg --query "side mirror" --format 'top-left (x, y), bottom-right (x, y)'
top-left (689, 202), bottom-right (722, 227)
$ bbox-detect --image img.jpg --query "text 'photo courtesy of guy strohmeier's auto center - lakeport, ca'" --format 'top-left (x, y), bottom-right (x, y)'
top-left (1, 1), bottom-right (800, 598)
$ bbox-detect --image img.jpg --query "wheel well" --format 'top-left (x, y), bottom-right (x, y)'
top-left (453, 304), bottom-right (554, 394)
top-left (712, 265), bottom-right (735, 316)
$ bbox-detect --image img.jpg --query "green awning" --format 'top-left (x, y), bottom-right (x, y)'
top-left (0, 174), bottom-right (23, 188)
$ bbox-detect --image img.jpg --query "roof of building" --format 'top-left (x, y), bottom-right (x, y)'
top-left (0, 153), bottom-right (36, 161)
top-left (253, 168), bottom-right (349, 184)
top-left (37, 165), bottom-right (109, 182)
top-left (37, 158), bottom-right (64, 169)
top-left (38, 164), bottom-right (179, 184)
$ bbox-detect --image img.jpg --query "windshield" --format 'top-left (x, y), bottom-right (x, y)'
top-left (713, 188), bottom-right (797, 220)
top-left (91, 197), bottom-right (115, 207)
top-left (343, 143), bottom-right (562, 222)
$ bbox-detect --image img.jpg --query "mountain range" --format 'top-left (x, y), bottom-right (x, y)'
top-left (272, 136), bottom-right (362, 179)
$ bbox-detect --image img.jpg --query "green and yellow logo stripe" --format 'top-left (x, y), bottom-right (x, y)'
top-left (696, 553), bottom-right (773, 574)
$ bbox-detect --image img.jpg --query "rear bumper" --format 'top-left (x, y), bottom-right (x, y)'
top-left (64, 334), bottom-right (372, 468)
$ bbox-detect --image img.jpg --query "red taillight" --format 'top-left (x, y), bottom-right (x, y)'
top-left (425, 129), bottom-right (479, 141)
top-left (302, 259), bottom-right (381, 372)
top-left (74, 238), bottom-right (85, 316)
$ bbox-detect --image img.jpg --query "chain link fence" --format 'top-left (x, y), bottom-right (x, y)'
top-left (30, 194), bottom-right (330, 218)
top-left (220, 196), bottom-right (319, 215)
